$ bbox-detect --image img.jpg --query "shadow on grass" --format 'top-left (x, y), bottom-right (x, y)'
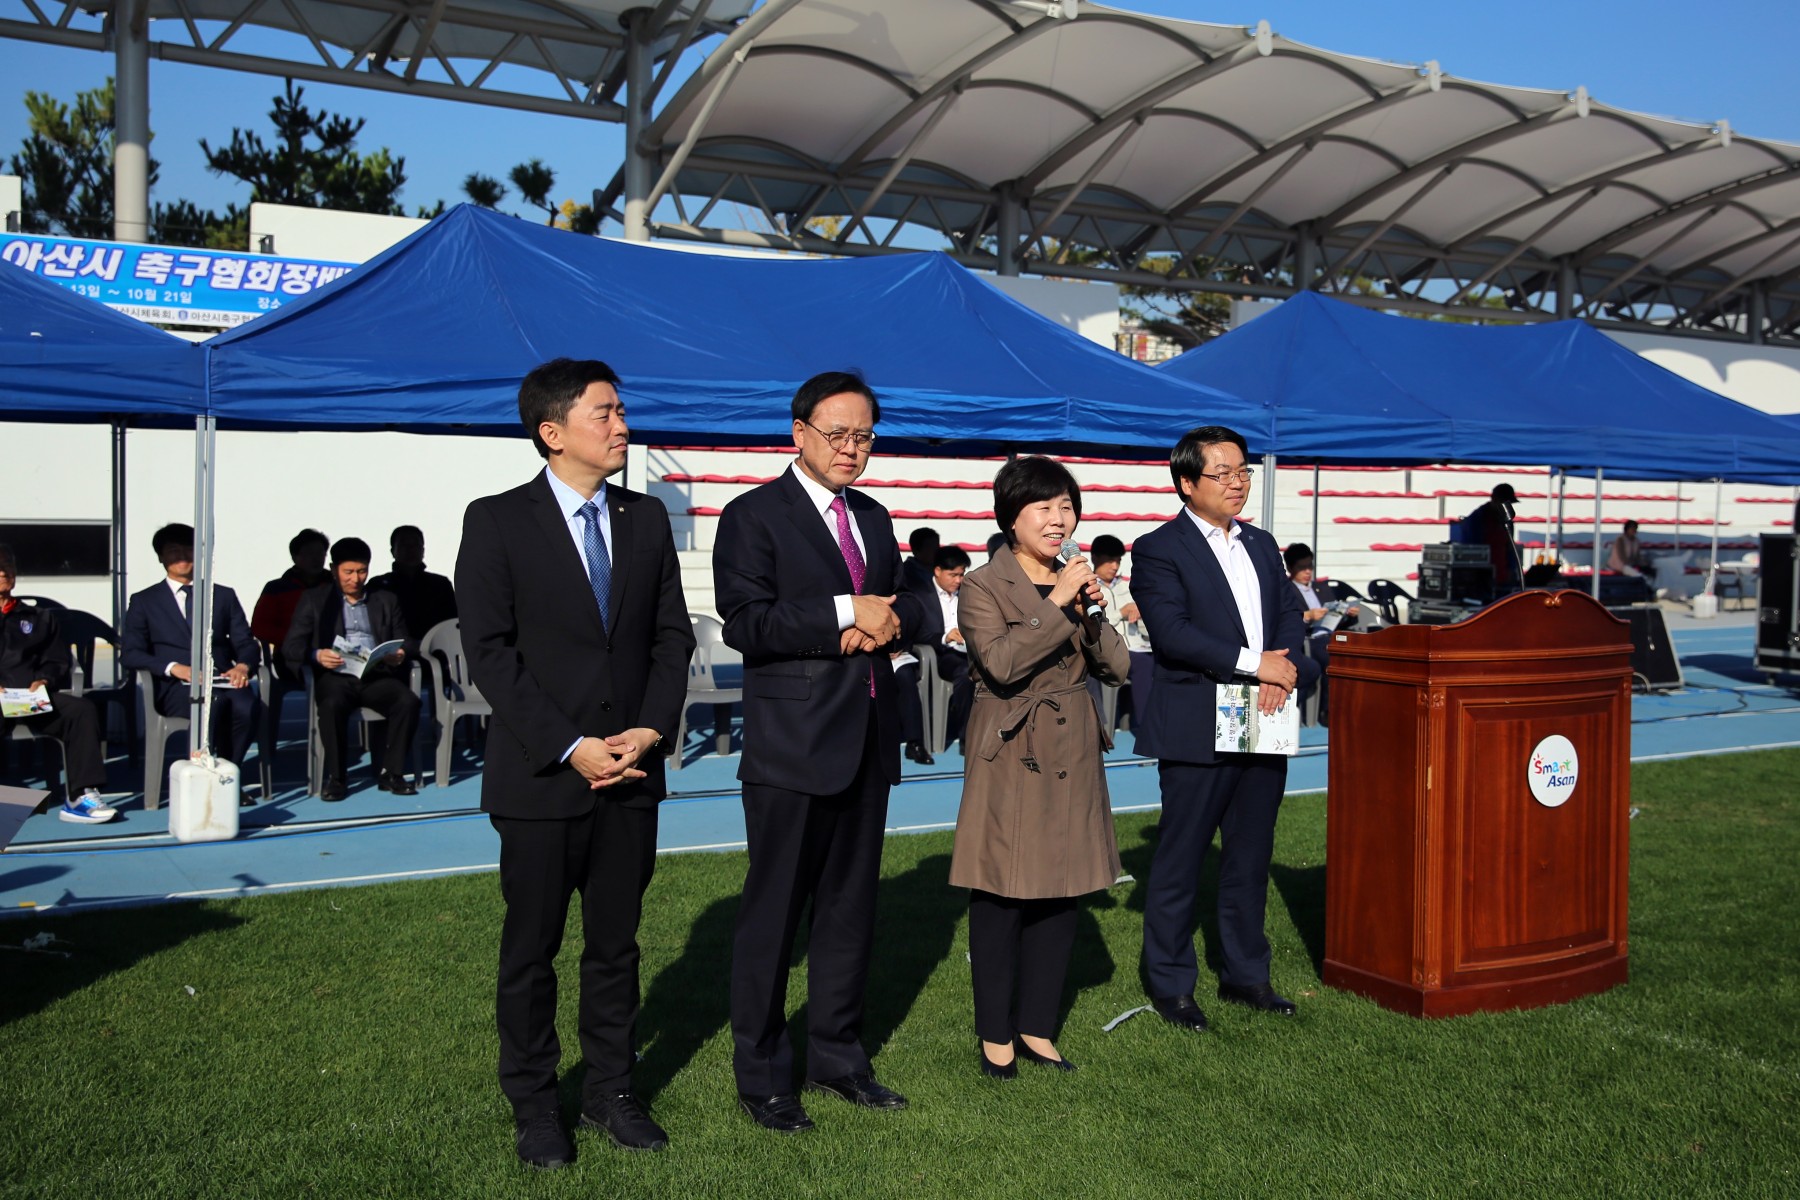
top-left (629, 893), bottom-right (739, 1104)
top-left (864, 852), bottom-right (962, 1057)
top-left (0, 901), bottom-right (248, 1028)
top-left (1269, 862), bottom-right (1326, 975)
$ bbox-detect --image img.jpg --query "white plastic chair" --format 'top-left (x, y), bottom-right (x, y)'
top-left (671, 615), bottom-right (741, 770)
top-left (420, 619), bottom-right (491, 788)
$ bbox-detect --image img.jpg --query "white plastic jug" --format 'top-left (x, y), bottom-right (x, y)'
top-left (168, 756), bottom-right (240, 843)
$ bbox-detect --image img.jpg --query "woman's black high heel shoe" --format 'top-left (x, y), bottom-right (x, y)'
top-left (979, 1044), bottom-right (1018, 1080)
top-left (1016, 1042), bottom-right (1077, 1072)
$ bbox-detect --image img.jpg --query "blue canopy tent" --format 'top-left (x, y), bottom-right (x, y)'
top-left (1159, 291), bottom-right (1800, 485)
top-left (1, 259), bottom-right (209, 624)
top-left (203, 204), bottom-right (1306, 456)
top-left (0, 258), bottom-right (205, 422)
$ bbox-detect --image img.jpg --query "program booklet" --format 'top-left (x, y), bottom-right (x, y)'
top-left (2, 686), bottom-right (53, 719)
top-left (1215, 682), bottom-right (1300, 756)
top-left (331, 636), bottom-right (406, 679)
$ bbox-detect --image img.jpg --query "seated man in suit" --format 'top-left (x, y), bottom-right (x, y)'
top-left (369, 524), bottom-right (458, 642)
top-left (0, 544), bottom-right (114, 823)
top-left (252, 528), bottom-right (332, 676)
top-left (284, 537), bottom-right (420, 801)
top-left (900, 527), bottom-right (940, 594)
top-left (914, 545), bottom-right (973, 752)
top-left (123, 523), bottom-right (263, 779)
top-left (1283, 541), bottom-right (1356, 725)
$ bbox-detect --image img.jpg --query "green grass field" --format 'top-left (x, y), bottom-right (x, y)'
top-left (4, 750), bottom-right (1797, 1199)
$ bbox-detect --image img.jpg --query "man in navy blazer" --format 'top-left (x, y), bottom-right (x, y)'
top-left (713, 370), bottom-right (929, 1133)
top-left (457, 358), bottom-right (694, 1169)
top-left (122, 523), bottom-right (262, 769)
top-left (1130, 425), bottom-right (1319, 1029)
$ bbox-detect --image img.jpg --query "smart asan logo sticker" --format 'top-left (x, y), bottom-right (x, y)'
top-left (1528, 734), bottom-right (1579, 808)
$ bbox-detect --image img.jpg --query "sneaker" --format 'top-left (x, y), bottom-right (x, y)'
top-left (59, 794), bottom-right (118, 824)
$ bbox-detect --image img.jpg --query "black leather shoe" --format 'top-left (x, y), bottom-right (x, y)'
top-left (377, 771), bottom-right (418, 796)
top-left (807, 1071), bottom-right (908, 1110)
top-left (514, 1113), bottom-right (574, 1169)
top-left (1016, 1042), bottom-right (1077, 1072)
top-left (1218, 982), bottom-right (1297, 1016)
top-left (320, 777), bottom-right (348, 802)
top-left (738, 1092), bottom-right (814, 1134)
top-left (579, 1091), bottom-right (667, 1151)
top-left (979, 1046), bottom-right (1017, 1080)
top-left (1151, 994), bottom-right (1210, 1032)
top-left (905, 741), bottom-right (935, 765)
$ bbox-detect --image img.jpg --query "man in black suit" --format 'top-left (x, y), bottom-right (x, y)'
top-left (456, 358), bottom-right (694, 1170)
top-left (1130, 425), bottom-right (1318, 1030)
top-left (714, 370), bottom-right (929, 1134)
top-left (283, 537), bottom-right (420, 801)
top-left (368, 524), bottom-right (458, 642)
top-left (0, 544), bottom-right (114, 823)
top-left (122, 522), bottom-right (262, 771)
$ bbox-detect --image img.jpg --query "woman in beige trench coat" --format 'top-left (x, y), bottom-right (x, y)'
top-left (950, 456), bottom-right (1129, 1078)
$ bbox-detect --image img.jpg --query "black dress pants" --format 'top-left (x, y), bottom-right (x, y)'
top-left (313, 670), bottom-right (418, 779)
top-left (968, 890), bottom-right (1077, 1043)
top-left (20, 692), bottom-right (106, 793)
top-left (730, 707), bottom-right (889, 1094)
top-left (937, 649), bottom-right (972, 746)
top-left (1142, 755), bottom-right (1287, 998)
top-left (491, 801), bottom-right (658, 1118)
top-left (894, 662), bottom-right (925, 744)
top-left (156, 683), bottom-right (261, 765)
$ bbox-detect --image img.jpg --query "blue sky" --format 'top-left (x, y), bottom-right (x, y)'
top-left (2, 1), bottom-right (1796, 228)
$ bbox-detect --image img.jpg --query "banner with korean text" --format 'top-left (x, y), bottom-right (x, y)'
top-left (0, 232), bottom-right (353, 328)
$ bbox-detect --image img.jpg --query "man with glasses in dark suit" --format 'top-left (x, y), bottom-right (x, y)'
top-left (1130, 425), bottom-right (1318, 1032)
top-left (713, 371), bottom-right (930, 1134)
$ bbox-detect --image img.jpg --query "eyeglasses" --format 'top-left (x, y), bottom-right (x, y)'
top-left (1198, 467), bottom-right (1255, 486)
top-left (803, 419), bottom-right (876, 452)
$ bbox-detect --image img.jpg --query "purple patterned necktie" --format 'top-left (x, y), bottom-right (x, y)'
top-left (830, 494), bottom-right (875, 696)
top-left (829, 495), bottom-right (866, 591)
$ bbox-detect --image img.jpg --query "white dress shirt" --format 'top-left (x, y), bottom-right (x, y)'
top-left (543, 465), bottom-right (613, 575)
top-left (543, 465), bottom-right (614, 762)
top-left (162, 576), bottom-right (191, 677)
top-left (788, 461), bottom-right (867, 632)
top-left (934, 583), bottom-right (963, 652)
top-left (1184, 508), bottom-right (1265, 677)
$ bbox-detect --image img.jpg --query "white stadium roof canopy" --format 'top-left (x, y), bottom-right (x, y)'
top-left (1, 0), bottom-right (753, 120)
top-left (614, 0), bottom-right (1800, 344)
top-left (8, 0), bottom-right (1800, 343)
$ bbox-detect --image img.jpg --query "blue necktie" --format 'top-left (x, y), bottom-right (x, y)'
top-left (180, 583), bottom-right (194, 628)
top-left (578, 500), bottom-right (612, 633)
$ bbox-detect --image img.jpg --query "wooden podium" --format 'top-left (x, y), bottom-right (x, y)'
top-left (1323, 589), bottom-right (1633, 1017)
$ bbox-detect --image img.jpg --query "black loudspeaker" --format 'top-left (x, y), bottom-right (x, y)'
top-left (1607, 604), bottom-right (1683, 691)
top-left (1756, 534), bottom-right (1799, 675)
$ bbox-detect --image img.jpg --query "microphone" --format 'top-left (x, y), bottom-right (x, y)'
top-left (1058, 542), bottom-right (1105, 618)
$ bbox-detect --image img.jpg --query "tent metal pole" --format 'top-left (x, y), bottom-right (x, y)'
top-left (190, 416), bottom-right (218, 755)
top-left (1708, 478), bottom-right (1723, 590)
top-left (1552, 467), bottom-right (1565, 566)
top-left (1310, 463), bottom-right (1320, 571)
top-left (111, 419), bottom-right (127, 632)
top-left (1673, 480), bottom-right (1683, 560)
top-left (1590, 467), bottom-right (1603, 600)
top-left (1261, 452), bottom-right (1276, 532)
